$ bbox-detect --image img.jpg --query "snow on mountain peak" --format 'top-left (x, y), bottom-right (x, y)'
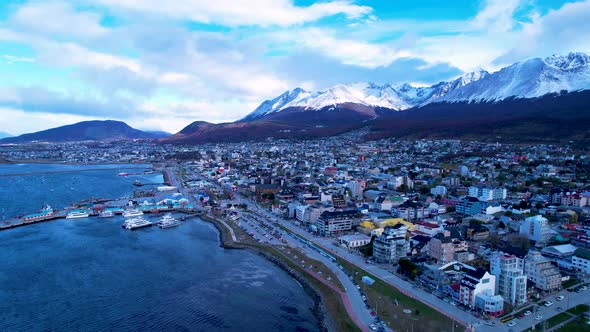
top-left (242, 52), bottom-right (590, 121)
top-left (544, 52), bottom-right (590, 70)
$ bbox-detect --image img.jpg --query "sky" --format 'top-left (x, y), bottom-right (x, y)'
top-left (0, 0), bottom-right (589, 135)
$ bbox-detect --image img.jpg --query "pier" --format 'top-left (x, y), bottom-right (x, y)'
top-left (0, 167), bottom-right (154, 178)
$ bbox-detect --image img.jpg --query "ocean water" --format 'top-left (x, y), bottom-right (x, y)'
top-left (0, 164), bottom-right (320, 331)
top-left (0, 164), bottom-right (162, 219)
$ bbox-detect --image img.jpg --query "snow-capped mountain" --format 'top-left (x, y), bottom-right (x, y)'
top-left (242, 52), bottom-right (590, 121)
top-left (438, 52), bottom-right (590, 102)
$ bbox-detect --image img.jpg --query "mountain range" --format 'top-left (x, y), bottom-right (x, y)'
top-left (165, 52), bottom-right (590, 143)
top-left (3, 52), bottom-right (590, 144)
top-left (0, 120), bottom-right (170, 144)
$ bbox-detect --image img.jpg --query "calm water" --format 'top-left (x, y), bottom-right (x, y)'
top-left (0, 165), bottom-right (320, 331)
top-left (0, 164), bottom-right (162, 219)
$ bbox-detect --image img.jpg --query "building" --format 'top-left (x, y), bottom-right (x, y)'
top-left (519, 215), bottom-right (553, 244)
top-left (373, 224), bottom-right (409, 264)
top-left (348, 179), bottom-right (365, 200)
top-left (572, 248), bottom-right (590, 274)
top-left (524, 250), bottom-right (562, 292)
top-left (456, 196), bottom-right (485, 216)
top-left (468, 186), bottom-right (507, 201)
top-left (428, 230), bottom-right (468, 264)
top-left (475, 290), bottom-right (504, 317)
top-left (490, 253), bottom-right (527, 306)
top-left (430, 185), bottom-right (448, 197)
top-left (339, 234), bottom-right (371, 249)
top-left (459, 268), bottom-right (496, 309)
top-left (316, 210), bottom-right (358, 236)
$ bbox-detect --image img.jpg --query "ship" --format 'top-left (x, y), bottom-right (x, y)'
top-left (158, 214), bottom-right (183, 229)
top-left (122, 217), bottom-right (152, 230)
top-left (122, 209), bottom-right (143, 218)
top-left (118, 172), bottom-right (129, 176)
top-left (98, 210), bottom-right (114, 218)
top-left (22, 205), bottom-right (54, 222)
top-left (66, 210), bottom-right (89, 219)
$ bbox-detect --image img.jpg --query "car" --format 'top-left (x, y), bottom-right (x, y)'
top-left (544, 301), bottom-right (554, 307)
top-left (534, 315), bottom-right (543, 320)
top-left (524, 311), bottom-right (532, 316)
top-left (508, 321), bottom-right (516, 327)
top-left (582, 286), bottom-right (588, 291)
top-left (556, 307), bottom-right (563, 311)
top-left (370, 324), bottom-right (377, 331)
top-left (556, 296), bottom-right (565, 301)
top-left (450, 301), bottom-right (457, 306)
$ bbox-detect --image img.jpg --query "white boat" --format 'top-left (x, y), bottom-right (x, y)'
top-left (122, 209), bottom-right (143, 218)
top-left (158, 214), bottom-right (183, 229)
top-left (66, 210), bottom-right (89, 219)
top-left (98, 210), bottom-right (114, 218)
top-left (122, 217), bottom-right (152, 230)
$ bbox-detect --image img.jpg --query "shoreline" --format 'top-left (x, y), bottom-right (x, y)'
top-left (198, 213), bottom-right (339, 332)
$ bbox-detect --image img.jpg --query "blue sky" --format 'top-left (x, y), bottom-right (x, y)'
top-left (0, 0), bottom-right (588, 135)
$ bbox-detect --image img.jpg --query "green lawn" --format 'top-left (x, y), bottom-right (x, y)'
top-left (547, 312), bottom-right (574, 329)
top-left (555, 316), bottom-right (590, 332)
top-left (568, 304), bottom-right (590, 316)
top-left (562, 278), bottom-right (580, 289)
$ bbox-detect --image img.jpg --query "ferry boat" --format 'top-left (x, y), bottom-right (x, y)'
top-left (158, 214), bottom-right (183, 229)
top-left (22, 205), bottom-right (54, 223)
top-left (98, 210), bottom-right (114, 218)
top-left (66, 210), bottom-right (89, 219)
top-left (122, 217), bottom-right (152, 230)
top-left (118, 172), bottom-right (129, 176)
top-left (122, 209), bottom-right (143, 218)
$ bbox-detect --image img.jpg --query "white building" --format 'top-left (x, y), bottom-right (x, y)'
top-left (373, 224), bottom-right (409, 264)
top-left (339, 234), bottom-right (371, 249)
top-left (468, 186), bottom-right (507, 201)
top-left (430, 185), bottom-right (448, 197)
top-left (519, 215), bottom-right (554, 244)
top-left (459, 268), bottom-right (496, 309)
top-left (524, 250), bottom-right (562, 292)
top-left (572, 248), bottom-right (590, 274)
top-left (348, 179), bottom-right (365, 200)
top-left (490, 253), bottom-right (527, 306)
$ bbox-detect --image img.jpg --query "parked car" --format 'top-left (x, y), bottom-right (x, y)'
top-left (544, 301), bottom-right (554, 307)
top-left (524, 311), bottom-right (532, 316)
top-left (534, 315), bottom-right (543, 320)
top-left (508, 321), bottom-right (516, 327)
top-left (556, 296), bottom-right (565, 301)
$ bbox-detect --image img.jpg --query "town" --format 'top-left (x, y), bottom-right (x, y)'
top-left (1, 133), bottom-right (589, 332)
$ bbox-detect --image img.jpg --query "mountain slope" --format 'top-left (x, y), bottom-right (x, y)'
top-left (0, 120), bottom-right (164, 143)
top-left (438, 52), bottom-right (590, 102)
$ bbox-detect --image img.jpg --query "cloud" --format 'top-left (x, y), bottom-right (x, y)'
top-left (2, 54), bottom-right (35, 64)
top-left (94, 0), bottom-right (373, 27)
top-left (10, 0), bottom-right (109, 39)
top-left (0, 86), bottom-right (139, 118)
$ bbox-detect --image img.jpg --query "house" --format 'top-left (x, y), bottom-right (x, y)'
top-left (475, 290), bottom-right (504, 317)
top-left (459, 268), bottom-right (496, 309)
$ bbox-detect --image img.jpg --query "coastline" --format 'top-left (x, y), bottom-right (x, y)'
top-left (199, 213), bottom-right (347, 332)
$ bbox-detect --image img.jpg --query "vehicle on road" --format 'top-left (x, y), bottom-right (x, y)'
top-left (524, 311), bottom-right (532, 316)
top-left (508, 321), bottom-right (516, 327)
top-left (544, 301), bottom-right (554, 307)
top-left (556, 295), bottom-right (565, 301)
top-left (534, 315), bottom-right (543, 320)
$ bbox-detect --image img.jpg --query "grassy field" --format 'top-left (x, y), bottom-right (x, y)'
top-left (337, 259), bottom-right (457, 332)
top-left (555, 316), bottom-right (590, 332)
top-left (547, 312), bottom-right (574, 329)
top-left (568, 304), bottom-right (589, 316)
top-left (562, 278), bottom-right (580, 289)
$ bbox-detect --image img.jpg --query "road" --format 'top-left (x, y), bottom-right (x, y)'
top-left (184, 170), bottom-right (590, 332)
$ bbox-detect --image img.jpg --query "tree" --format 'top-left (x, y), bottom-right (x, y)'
top-left (398, 258), bottom-right (419, 279)
top-left (498, 221), bottom-right (506, 229)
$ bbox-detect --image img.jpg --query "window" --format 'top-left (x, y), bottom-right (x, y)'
top-left (482, 278), bottom-right (490, 284)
